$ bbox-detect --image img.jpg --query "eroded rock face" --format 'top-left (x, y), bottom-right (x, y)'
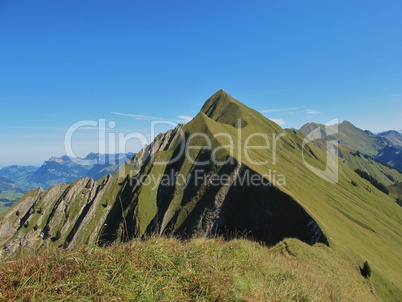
top-left (107, 156), bottom-right (328, 246)
top-left (0, 176), bottom-right (116, 258)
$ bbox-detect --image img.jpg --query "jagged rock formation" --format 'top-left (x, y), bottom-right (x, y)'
top-left (0, 176), bottom-right (114, 256)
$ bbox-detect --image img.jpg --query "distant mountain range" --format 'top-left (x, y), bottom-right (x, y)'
top-left (0, 176), bottom-right (22, 192)
top-left (0, 166), bottom-right (38, 191)
top-left (299, 120), bottom-right (402, 208)
top-left (26, 152), bottom-right (133, 190)
top-left (0, 153), bottom-right (133, 209)
top-left (377, 130), bottom-right (402, 146)
top-left (300, 121), bottom-right (402, 172)
top-left (0, 177), bottom-right (25, 214)
top-left (0, 152), bottom-right (134, 191)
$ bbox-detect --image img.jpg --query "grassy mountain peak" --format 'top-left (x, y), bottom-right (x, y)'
top-left (300, 120), bottom-right (389, 156)
top-left (200, 89), bottom-right (248, 128)
top-left (200, 89), bottom-right (283, 134)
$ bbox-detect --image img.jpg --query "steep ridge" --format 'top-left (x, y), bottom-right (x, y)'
top-left (201, 89), bottom-right (248, 128)
top-left (298, 120), bottom-right (402, 206)
top-left (1, 90), bottom-right (402, 300)
top-left (0, 176), bottom-right (115, 256)
top-left (300, 121), bottom-right (389, 156)
top-left (378, 130), bottom-right (402, 147)
top-left (300, 121), bottom-right (402, 173)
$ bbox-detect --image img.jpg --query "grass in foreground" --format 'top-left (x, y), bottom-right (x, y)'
top-left (0, 237), bottom-right (377, 301)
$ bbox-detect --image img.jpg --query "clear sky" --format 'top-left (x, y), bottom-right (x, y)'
top-left (1, 0), bottom-right (401, 166)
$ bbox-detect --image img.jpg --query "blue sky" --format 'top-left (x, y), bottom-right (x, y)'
top-left (0, 0), bottom-right (401, 166)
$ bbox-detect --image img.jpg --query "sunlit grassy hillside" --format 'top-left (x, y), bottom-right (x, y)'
top-left (0, 237), bottom-right (377, 301)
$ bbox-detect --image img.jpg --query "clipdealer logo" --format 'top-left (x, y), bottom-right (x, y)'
top-left (63, 118), bottom-right (339, 186)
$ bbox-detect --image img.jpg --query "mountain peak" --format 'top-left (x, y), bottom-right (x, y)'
top-left (210, 88), bottom-right (232, 99)
top-left (200, 89), bottom-right (247, 128)
top-left (340, 120), bottom-right (353, 126)
top-left (201, 89), bottom-right (237, 112)
top-left (84, 152), bottom-right (99, 160)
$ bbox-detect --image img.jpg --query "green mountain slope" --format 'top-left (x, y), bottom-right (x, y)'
top-left (1, 90), bottom-right (402, 300)
top-left (300, 121), bottom-right (388, 156)
top-left (340, 146), bottom-right (402, 186)
top-left (300, 121), bottom-right (402, 173)
top-left (300, 120), bottom-right (402, 204)
top-left (388, 182), bottom-right (402, 205)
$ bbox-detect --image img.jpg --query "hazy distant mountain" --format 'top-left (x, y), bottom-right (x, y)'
top-left (300, 121), bottom-right (402, 172)
top-left (377, 130), bottom-right (402, 147)
top-left (0, 165), bottom-right (38, 191)
top-left (0, 153), bottom-right (133, 192)
top-left (0, 176), bottom-right (21, 192)
top-left (375, 145), bottom-right (402, 172)
top-left (28, 155), bottom-right (90, 186)
top-left (300, 120), bottom-right (389, 156)
top-left (0, 153), bottom-right (132, 213)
